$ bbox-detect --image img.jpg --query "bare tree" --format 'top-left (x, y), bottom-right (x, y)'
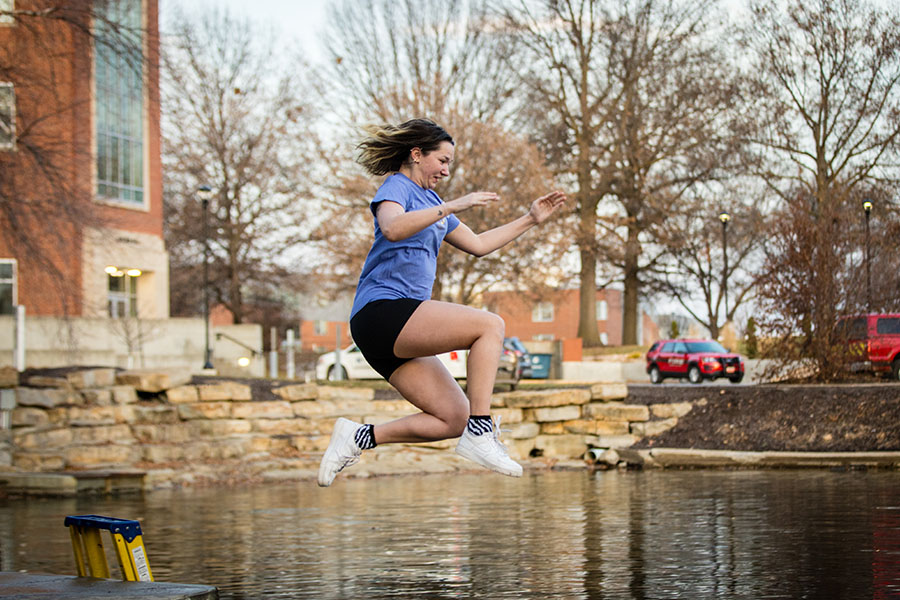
top-left (744, 0), bottom-right (900, 379)
top-left (0, 1), bottom-right (148, 315)
top-left (657, 189), bottom-right (768, 340)
top-left (311, 0), bottom-right (567, 304)
top-left (161, 6), bottom-right (320, 323)
top-left (493, 0), bottom-right (749, 346)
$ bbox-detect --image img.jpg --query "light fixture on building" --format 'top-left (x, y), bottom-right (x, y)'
top-left (237, 357), bottom-right (251, 368)
top-left (105, 266), bottom-right (142, 277)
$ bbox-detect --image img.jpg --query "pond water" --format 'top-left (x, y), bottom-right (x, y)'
top-left (1, 469), bottom-right (898, 599)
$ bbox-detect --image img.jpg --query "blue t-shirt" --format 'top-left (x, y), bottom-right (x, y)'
top-left (350, 173), bottom-right (460, 317)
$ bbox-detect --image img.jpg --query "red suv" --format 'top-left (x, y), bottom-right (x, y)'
top-left (646, 339), bottom-right (745, 384)
top-left (837, 314), bottom-right (900, 380)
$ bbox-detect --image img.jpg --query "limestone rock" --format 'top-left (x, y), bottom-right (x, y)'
top-left (11, 451), bottom-right (65, 472)
top-left (590, 382), bottom-right (629, 401)
top-left (111, 386), bottom-right (139, 405)
top-left (533, 434), bottom-right (591, 459)
top-left (251, 419), bottom-right (303, 435)
top-left (583, 402), bottom-right (650, 422)
top-left (631, 417), bottom-right (679, 437)
top-left (65, 444), bottom-right (142, 468)
top-left (70, 424), bottom-right (135, 445)
top-left (16, 387), bottom-right (81, 409)
top-left (585, 434), bottom-right (638, 449)
top-left (13, 427), bottom-right (74, 449)
top-left (541, 419), bottom-right (630, 436)
top-left (316, 386), bottom-right (374, 402)
top-left (177, 402), bottom-right (232, 420)
top-left (0, 367), bottom-right (19, 388)
top-left (197, 382), bottom-right (251, 401)
top-left (501, 389), bottom-right (592, 408)
top-left (116, 368), bottom-right (191, 393)
top-left (272, 383), bottom-right (318, 401)
top-left (132, 404), bottom-right (180, 425)
top-left (187, 419), bottom-right (252, 437)
top-left (132, 424), bottom-right (192, 444)
top-left (80, 389), bottom-right (113, 406)
top-left (492, 407), bottom-right (525, 424)
top-left (25, 376), bottom-right (72, 389)
top-left (11, 407), bottom-right (49, 428)
top-left (231, 401), bottom-right (293, 420)
top-left (292, 400), bottom-right (337, 418)
top-left (66, 406), bottom-right (119, 426)
top-left (531, 405), bottom-right (582, 423)
top-left (66, 368), bottom-right (117, 389)
top-left (165, 386), bottom-right (199, 404)
top-left (649, 402), bottom-right (693, 419)
top-left (508, 422), bottom-right (540, 439)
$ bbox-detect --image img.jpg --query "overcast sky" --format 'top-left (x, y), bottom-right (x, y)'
top-left (158, 0), bottom-right (330, 61)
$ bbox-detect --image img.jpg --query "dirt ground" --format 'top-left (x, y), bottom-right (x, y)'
top-left (626, 383), bottom-right (900, 452)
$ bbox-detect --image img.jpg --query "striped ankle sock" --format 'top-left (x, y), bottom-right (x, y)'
top-left (354, 424), bottom-right (377, 450)
top-left (467, 415), bottom-right (493, 436)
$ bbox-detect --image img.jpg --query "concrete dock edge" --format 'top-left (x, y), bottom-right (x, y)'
top-left (0, 572), bottom-right (217, 600)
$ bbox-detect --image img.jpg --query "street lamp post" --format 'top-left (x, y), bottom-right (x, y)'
top-left (863, 198), bottom-right (873, 311)
top-left (198, 185), bottom-right (214, 370)
top-left (719, 211), bottom-right (731, 319)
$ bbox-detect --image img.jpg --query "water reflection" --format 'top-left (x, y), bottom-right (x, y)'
top-left (1, 470), bottom-right (898, 599)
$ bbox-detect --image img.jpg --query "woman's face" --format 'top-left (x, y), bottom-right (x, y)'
top-left (414, 141), bottom-right (454, 189)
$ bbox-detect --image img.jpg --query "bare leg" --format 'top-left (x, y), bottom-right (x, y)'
top-left (373, 356), bottom-right (469, 443)
top-left (393, 300), bottom-right (504, 415)
top-left (371, 300), bottom-right (506, 444)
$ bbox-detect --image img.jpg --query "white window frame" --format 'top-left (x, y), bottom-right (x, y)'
top-left (596, 299), bottom-right (608, 321)
top-left (532, 301), bottom-right (554, 323)
top-left (0, 258), bottom-right (16, 315)
top-left (314, 320), bottom-right (328, 336)
top-left (107, 272), bottom-right (138, 318)
top-left (0, 1), bottom-right (13, 26)
top-left (0, 82), bottom-right (15, 150)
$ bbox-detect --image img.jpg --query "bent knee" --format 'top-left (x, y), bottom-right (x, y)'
top-left (442, 407), bottom-right (469, 438)
top-left (482, 312), bottom-right (505, 340)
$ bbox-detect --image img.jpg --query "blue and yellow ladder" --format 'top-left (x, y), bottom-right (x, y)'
top-left (64, 515), bottom-right (153, 582)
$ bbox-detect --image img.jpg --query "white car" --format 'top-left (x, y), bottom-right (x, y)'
top-left (315, 343), bottom-right (469, 381)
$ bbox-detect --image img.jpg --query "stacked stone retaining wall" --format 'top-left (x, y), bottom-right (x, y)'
top-left (0, 368), bottom-right (679, 488)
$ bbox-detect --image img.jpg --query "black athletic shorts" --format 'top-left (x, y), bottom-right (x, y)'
top-left (349, 298), bottom-right (424, 380)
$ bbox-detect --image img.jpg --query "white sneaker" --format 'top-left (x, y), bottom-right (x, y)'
top-left (455, 416), bottom-right (523, 477)
top-left (317, 417), bottom-right (363, 487)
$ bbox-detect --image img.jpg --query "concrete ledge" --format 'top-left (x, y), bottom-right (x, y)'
top-left (0, 572), bottom-right (217, 599)
top-left (642, 448), bottom-right (900, 469)
top-left (0, 470), bottom-right (146, 496)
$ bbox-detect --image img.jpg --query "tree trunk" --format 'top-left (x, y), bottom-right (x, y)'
top-left (622, 226), bottom-right (640, 345)
top-left (578, 249), bottom-right (602, 347)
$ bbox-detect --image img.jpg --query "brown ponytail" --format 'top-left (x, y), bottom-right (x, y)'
top-left (356, 119), bottom-right (454, 176)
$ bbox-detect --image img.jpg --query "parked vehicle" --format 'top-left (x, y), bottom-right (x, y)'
top-left (836, 313), bottom-right (900, 380)
top-left (316, 343), bottom-right (468, 381)
top-left (316, 342), bottom-right (520, 387)
top-left (503, 337), bottom-right (533, 379)
top-left (646, 339), bottom-right (745, 384)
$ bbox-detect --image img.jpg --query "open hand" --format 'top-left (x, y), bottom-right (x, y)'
top-left (529, 191), bottom-right (567, 224)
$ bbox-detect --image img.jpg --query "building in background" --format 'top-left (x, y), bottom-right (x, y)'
top-left (0, 0), bottom-right (167, 321)
top-left (483, 288), bottom-right (660, 347)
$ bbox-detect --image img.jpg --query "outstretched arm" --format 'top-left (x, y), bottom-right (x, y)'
top-left (375, 192), bottom-right (499, 242)
top-left (445, 191), bottom-right (567, 257)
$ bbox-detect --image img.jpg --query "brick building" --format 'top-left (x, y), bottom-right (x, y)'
top-left (482, 288), bottom-right (660, 347)
top-left (0, 0), bottom-right (167, 320)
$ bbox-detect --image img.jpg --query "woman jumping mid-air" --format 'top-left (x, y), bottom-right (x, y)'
top-left (318, 118), bottom-right (566, 487)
